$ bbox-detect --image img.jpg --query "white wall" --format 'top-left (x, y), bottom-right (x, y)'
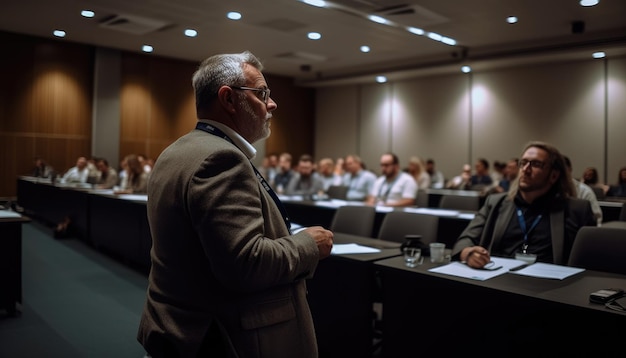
top-left (314, 56), bottom-right (626, 184)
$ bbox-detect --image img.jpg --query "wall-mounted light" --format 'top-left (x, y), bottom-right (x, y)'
top-left (376, 75), bottom-right (387, 83)
top-left (461, 65), bottom-right (471, 73)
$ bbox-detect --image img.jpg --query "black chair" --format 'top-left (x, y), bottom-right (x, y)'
top-left (620, 204), bottom-right (626, 222)
top-left (377, 211), bottom-right (439, 244)
top-left (568, 226), bottom-right (626, 275)
top-left (591, 186), bottom-right (606, 200)
top-left (329, 205), bottom-right (376, 237)
top-left (439, 194), bottom-right (480, 211)
top-left (415, 189), bottom-right (429, 207)
top-left (326, 185), bottom-right (348, 200)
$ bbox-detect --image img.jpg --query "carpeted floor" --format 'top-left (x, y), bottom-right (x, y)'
top-left (0, 220), bottom-right (149, 358)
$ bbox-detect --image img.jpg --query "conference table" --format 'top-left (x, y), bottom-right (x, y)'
top-left (375, 256), bottom-right (626, 357)
top-left (0, 209), bottom-right (30, 316)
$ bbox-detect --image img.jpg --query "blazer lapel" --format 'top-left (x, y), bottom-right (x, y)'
top-left (550, 208), bottom-right (565, 264)
top-left (490, 197), bottom-right (514, 251)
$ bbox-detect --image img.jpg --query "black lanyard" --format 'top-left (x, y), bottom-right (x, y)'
top-left (195, 122), bottom-right (292, 233)
top-left (516, 206), bottom-right (542, 254)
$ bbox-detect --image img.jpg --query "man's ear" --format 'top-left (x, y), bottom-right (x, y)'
top-left (217, 86), bottom-right (237, 114)
top-left (549, 169), bottom-right (560, 185)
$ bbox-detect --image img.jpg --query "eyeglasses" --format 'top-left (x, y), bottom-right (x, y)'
top-left (518, 159), bottom-right (546, 169)
top-left (231, 86), bottom-right (271, 104)
top-left (380, 162), bottom-right (394, 167)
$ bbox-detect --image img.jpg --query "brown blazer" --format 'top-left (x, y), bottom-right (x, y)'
top-left (138, 129), bottom-right (320, 358)
top-left (452, 192), bottom-right (596, 265)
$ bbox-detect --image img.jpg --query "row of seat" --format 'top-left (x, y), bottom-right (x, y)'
top-left (327, 185), bottom-right (481, 211)
top-left (330, 205), bottom-right (626, 275)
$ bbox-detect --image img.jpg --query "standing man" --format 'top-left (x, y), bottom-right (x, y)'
top-left (366, 153), bottom-right (418, 207)
top-left (137, 51), bottom-right (334, 358)
top-left (452, 141), bottom-right (596, 268)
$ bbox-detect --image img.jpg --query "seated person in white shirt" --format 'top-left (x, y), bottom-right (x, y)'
top-left (342, 154), bottom-right (377, 201)
top-left (317, 157), bottom-right (343, 192)
top-left (366, 153), bottom-right (418, 207)
top-left (61, 156), bottom-right (89, 183)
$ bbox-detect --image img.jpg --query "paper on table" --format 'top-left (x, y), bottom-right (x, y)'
top-left (428, 257), bottom-right (527, 281)
top-left (508, 262), bottom-right (585, 280)
top-left (0, 210), bottom-right (22, 218)
top-left (403, 207), bottom-right (460, 216)
top-left (331, 243), bottom-right (381, 255)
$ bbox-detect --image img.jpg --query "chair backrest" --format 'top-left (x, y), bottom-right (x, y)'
top-left (377, 211), bottom-right (439, 244)
top-left (591, 186), bottom-right (606, 200)
top-left (415, 189), bottom-right (429, 207)
top-left (620, 204), bottom-right (626, 222)
top-left (439, 194), bottom-right (480, 211)
top-left (568, 226), bottom-right (626, 275)
top-left (330, 205), bottom-right (376, 237)
top-left (327, 185), bottom-right (348, 200)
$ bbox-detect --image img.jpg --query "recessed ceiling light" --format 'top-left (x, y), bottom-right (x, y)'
top-left (360, 45), bottom-right (370, 53)
top-left (376, 76), bottom-right (387, 83)
top-left (427, 32), bottom-right (443, 41)
top-left (592, 51), bottom-right (606, 59)
top-left (368, 15), bottom-right (388, 25)
top-left (441, 37), bottom-right (456, 46)
top-left (53, 30), bottom-right (66, 38)
top-left (307, 32), bottom-right (321, 40)
top-left (184, 29), bottom-right (197, 37)
top-left (507, 16), bottom-right (518, 24)
top-left (407, 27), bottom-right (424, 36)
top-left (227, 12), bottom-right (242, 20)
top-left (142, 45), bottom-right (153, 53)
top-left (461, 65), bottom-right (471, 73)
top-left (81, 10), bottom-right (95, 18)
top-left (580, 0), bottom-right (599, 6)
top-left (302, 0), bottom-right (326, 7)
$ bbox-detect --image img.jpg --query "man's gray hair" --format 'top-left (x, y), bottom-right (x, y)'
top-left (191, 51), bottom-right (263, 110)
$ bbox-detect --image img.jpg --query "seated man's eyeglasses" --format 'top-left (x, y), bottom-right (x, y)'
top-left (518, 159), bottom-right (546, 169)
top-left (231, 86), bottom-right (271, 104)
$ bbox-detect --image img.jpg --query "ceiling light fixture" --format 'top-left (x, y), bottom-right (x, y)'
top-left (407, 27), bottom-right (424, 36)
top-left (227, 12), bottom-right (242, 20)
top-left (592, 51), bottom-right (606, 59)
top-left (307, 32), bottom-right (322, 40)
top-left (184, 29), bottom-right (197, 37)
top-left (461, 65), bottom-right (471, 73)
top-left (507, 16), bottom-right (518, 24)
top-left (53, 30), bottom-right (66, 37)
top-left (301, 0), bottom-right (326, 7)
top-left (142, 45), bottom-right (153, 53)
top-left (580, 0), bottom-right (599, 6)
top-left (360, 45), bottom-right (370, 53)
top-left (368, 15), bottom-right (388, 25)
top-left (376, 76), bottom-right (387, 83)
top-left (81, 10), bottom-right (95, 18)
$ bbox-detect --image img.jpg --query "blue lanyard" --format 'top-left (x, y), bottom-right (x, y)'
top-left (377, 175), bottom-right (399, 203)
top-left (195, 122), bottom-right (292, 233)
top-left (516, 206), bottom-right (542, 254)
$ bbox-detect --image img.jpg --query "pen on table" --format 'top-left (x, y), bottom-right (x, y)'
top-left (509, 264), bottom-right (530, 272)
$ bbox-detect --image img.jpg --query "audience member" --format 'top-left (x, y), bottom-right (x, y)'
top-left (117, 156), bottom-right (128, 186)
top-left (446, 164), bottom-right (472, 189)
top-left (31, 157), bottom-right (54, 178)
top-left (117, 154), bottom-right (148, 194)
top-left (273, 152), bottom-right (294, 194)
top-left (564, 156), bottom-right (602, 225)
top-left (137, 51), bottom-right (333, 358)
top-left (367, 153), bottom-right (417, 207)
top-left (86, 157), bottom-right (101, 184)
top-left (61, 156), bottom-right (89, 183)
top-left (285, 154), bottom-right (325, 196)
top-left (95, 158), bottom-right (119, 189)
top-left (469, 158), bottom-right (493, 190)
top-left (334, 157), bottom-right (345, 178)
top-left (258, 152), bottom-right (279, 185)
top-left (425, 158), bottom-right (445, 189)
top-left (491, 160), bottom-right (506, 184)
top-left (342, 154), bottom-right (376, 201)
top-left (607, 166), bottom-right (626, 197)
top-left (491, 158), bottom-right (519, 193)
top-left (452, 141), bottom-right (596, 268)
top-left (406, 156), bottom-right (430, 190)
top-left (581, 166), bottom-right (609, 195)
top-left (317, 157), bottom-right (342, 191)
top-left (138, 154), bottom-right (153, 173)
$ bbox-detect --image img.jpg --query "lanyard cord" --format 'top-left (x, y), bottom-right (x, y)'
top-left (516, 206), bottom-right (542, 254)
top-left (378, 175), bottom-right (399, 203)
top-left (195, 122), bottom-right (292, 233)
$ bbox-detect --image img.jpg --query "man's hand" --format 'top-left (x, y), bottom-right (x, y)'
top-left (462, 246), bottom-right (490, 268)
top-left (304, 226), bottom-right (334, 259)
